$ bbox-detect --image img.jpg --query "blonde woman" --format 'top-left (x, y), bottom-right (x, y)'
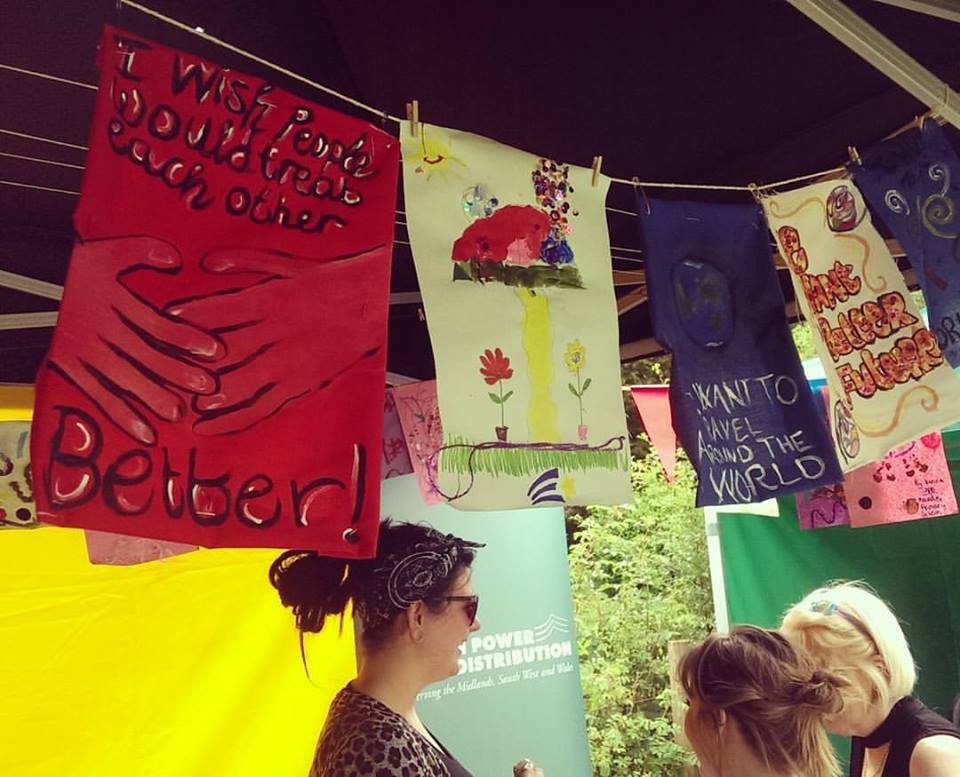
top-left (782, 582), bottom-right (960, 777)
top-left (679, 625), bottom-right (845, 777)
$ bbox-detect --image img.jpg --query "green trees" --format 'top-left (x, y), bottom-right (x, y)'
top-left (569, 451), bottom-right (712, 776)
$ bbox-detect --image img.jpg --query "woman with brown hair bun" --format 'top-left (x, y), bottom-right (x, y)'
top-left (270, 519), bottom-right (485, 777)
top-left (679, 625), bottom-right (845, 777)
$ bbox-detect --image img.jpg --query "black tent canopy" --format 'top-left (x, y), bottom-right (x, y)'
top-left (2, 0), bottom-right (958, 384)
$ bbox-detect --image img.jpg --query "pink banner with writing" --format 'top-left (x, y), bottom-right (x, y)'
top-left (846, 432), bottom-right (957, 527)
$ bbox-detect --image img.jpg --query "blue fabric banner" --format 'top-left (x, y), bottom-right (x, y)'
top-left (854, 121), bottom-right (960, 367)
top-left (639, 198), bottom-right (842, 506)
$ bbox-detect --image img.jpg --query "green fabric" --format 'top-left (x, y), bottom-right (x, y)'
top-left (718, 429), bottom-right (960, 765)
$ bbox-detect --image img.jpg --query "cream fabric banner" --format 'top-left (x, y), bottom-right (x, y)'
top-left (764, 180), bottom-right (960, 470)
top-left (401, 123), bottom-right (631, 509)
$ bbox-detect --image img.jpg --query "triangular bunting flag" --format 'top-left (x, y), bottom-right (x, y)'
top-left (630, 386), bottom-right (677, 482)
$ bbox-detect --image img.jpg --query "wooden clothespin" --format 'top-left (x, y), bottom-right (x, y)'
top-left (847, 145), bottom-right (862, 166)
top-left (417, 306), bottom-right (426, 322)
top-left (591, 155), bottom-right (603, 187)
top-left (747, 183), bottom-right (762, 204)
top-left (632, 176), bottom-right (652, 215)
top-left (406, 100), bottom-right (420, 138)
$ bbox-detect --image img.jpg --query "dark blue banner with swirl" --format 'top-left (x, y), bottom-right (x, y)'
top-left (855, 121), bottom-right (960, 368)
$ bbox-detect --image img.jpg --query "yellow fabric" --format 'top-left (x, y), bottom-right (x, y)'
top-left (0, 527), bottom-right (355, 777)
top-left (0, 384), bottom-right (34, 421)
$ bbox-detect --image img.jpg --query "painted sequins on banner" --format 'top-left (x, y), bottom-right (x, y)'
top-left (764, 181), bottom-right (960, 471)
top-left (639, 198), bottom-right (842, 507)
top-left (30, 27), bottom-right (399, 555)
top-left (854, 121), bottom-right (960, 367)
top-left (401, 123), bottom-right (631, 509)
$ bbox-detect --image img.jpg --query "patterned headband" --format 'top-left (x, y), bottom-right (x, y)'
top-left (355, 528), bottom-right (484, 632)
top-left (809, 599), bottom-right (880, 653)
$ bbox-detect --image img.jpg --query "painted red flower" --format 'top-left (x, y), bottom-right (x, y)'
top-left (479, 347), bottom-right (513, 384)
top-left (452, 205), bottom-right (550, 264)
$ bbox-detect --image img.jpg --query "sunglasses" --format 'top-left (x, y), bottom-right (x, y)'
top-left (434, 595), bottom-right (479, 625)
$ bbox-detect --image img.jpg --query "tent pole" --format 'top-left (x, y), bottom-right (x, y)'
top-left (703, 507), bottom-right (731, 635)
top-left (873, 0), bottom-right (960, 23)
top-left (788, 0), bottom-right (960, 129)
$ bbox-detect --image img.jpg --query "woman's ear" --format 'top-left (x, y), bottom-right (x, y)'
top-left (405, 602), bottom-right (426, 642)
top-left (871, 653), bottom-right (891, 680)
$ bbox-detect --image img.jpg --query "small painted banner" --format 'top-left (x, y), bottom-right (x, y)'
top-left (639, 198), bottom-right (842, 507)
top-left (855, 120), bottom-right (960, 368)
top-left (764, 180), bottom-right (960, 471)
top-left (401, 122), bottom-right (631, 509)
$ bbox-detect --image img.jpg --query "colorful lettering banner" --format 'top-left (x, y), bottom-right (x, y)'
top-left (401, 123), bottom-right (631, 509)
top-left (0, 421), bottom-right (36, 528)
top-left (639, 198), bottom-right (842, 507)
top-left (764, 181), bottom-right (960, 471)
top-left (31, 27), bottom-right (399, 555)
top-left (854, 121), bottom-right (960, 367)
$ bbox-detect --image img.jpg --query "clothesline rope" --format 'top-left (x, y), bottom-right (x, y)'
top-left (754, 165), bottom-right (848, 191)
top-left (0, 54), bottom-right (873, 199)
top-left (0, 179), bottom-right (80, 196)
top-left (0, 3), bottom-right (870, 199)
top-left (118, 0), bottom-right (400, 125)
top-left (607, 175), bottom-right (751, 192)
top-left (0, 128), bottom-right (88, 151)
top-left (0, 151), bottom-right (85, 170)
top-left (0, 63), bottom-right (97, 91)
top-left (0, 182), bottom-right (651, 265)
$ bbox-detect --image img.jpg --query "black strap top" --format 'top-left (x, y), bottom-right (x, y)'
top-left (849, 695), bottom-right (960, 777)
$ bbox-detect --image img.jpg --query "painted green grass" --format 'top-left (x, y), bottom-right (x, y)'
top-left (439, 435), bottom-right (631, 477)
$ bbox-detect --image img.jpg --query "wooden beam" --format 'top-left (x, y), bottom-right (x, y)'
top-left (0, 311), bottom-right (58, 330)
top-left (617, 285), bottom-right (648, 316)
top-left (612, 269), bottom-right (645, 286)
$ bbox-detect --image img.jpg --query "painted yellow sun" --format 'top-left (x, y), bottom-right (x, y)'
top-left (560, 475), bottom-right (576, 500)
top-left (402, 127), bottom-right (466, 180)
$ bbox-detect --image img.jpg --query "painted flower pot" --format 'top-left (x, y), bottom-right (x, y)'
top-left (495, 426), bottom-right (509, 442)
top-left (577, 424), bottom-right (588, 441)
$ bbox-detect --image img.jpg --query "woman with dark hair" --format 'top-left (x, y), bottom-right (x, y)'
top-left (271, 519), bottom-right (543, 777)
top-left (679, 625), bottom-right (846, 777)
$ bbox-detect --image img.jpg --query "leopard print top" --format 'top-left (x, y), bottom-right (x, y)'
top-left (310, 685), bottom-right (450, 777)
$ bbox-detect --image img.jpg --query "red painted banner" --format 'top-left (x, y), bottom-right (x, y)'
top-left (32, 27), bottom-right (399, 557)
